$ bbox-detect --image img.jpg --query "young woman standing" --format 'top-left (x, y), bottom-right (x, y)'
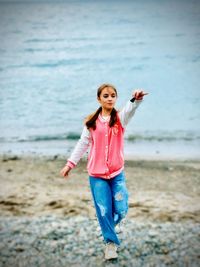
top-left (60, 84), bottom-right (147, 260)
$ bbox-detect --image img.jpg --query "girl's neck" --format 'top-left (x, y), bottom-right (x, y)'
top-left (101, 108), bottom-right (112, 117)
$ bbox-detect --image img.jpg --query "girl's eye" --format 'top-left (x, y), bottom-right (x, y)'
top-left (102, 94), bottom-right (116, 98)
top-left (103, 95), bottom-right (108, 98)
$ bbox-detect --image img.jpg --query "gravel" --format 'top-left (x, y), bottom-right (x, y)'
top-left (0, 215), bottom-right (199, 267)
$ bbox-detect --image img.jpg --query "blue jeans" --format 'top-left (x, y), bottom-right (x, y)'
top-left (89, 171), bottom-right (129, 245)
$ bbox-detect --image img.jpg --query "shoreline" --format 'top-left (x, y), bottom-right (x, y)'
top-left (1, 151), bottom-right (200, 163)
top-left (1, 138), bottom-right (200, 161)
top-left (1, 152), bottom-right (200, 165)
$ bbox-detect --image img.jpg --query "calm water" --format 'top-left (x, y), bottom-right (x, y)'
top-left (0, 0), bottom-right (200, 158)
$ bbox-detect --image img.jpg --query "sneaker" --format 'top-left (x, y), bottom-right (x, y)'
top-left (104, 242), bottom-right (118, 260)
top-left (115, 223), bottom-right (123, 234)
top-left (115, 218), bottom-right (126, 234)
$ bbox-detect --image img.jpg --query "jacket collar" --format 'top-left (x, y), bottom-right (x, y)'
top-left (98, 113), bottom-right (110, 123)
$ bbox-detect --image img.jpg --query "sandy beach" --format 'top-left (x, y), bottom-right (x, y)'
top-left (0, 154), bottom-right (199, 223)
top-left (1, 154), bottom-right (200, 266)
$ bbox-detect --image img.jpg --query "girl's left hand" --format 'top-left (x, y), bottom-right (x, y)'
top-left (133, 89), bottom-right (148, 100)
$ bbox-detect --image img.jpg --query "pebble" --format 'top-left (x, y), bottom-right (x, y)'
top-left (0, 215), bottom-right (199, 267)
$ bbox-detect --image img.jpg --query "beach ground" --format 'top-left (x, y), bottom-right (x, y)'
top-left (0, 155), bottom-right (200, 266)
top-left (0, 155), bottom-right (199, 222)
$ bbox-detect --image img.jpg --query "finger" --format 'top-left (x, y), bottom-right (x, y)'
top-left (138, 92), bottom-right (148, 97)
top-left (61, 170), bottom-right (67, 177)
top-left (63, 170), bottom-right (67, 177)
top-left (137, 92), bottom-right (144, 100)
top-left (138, 91), bottom-right (143, 97)
top-left (135, 91), bottom-right (139, 99)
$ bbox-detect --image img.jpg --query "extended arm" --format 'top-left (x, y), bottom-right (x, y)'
top-left (60, 126), bottom-right (91, 177)
top-left (119, 89), bottom-right (148, 128)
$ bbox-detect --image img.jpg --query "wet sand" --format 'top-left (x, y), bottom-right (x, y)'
top-left (0, 154), bottom-right (199, 223)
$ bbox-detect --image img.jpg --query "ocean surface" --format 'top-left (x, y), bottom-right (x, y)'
top-left (0, 0), bottom-right (200, 159)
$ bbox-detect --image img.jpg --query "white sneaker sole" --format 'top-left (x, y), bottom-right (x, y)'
top-left (105, 253), bottom-right (118, 260)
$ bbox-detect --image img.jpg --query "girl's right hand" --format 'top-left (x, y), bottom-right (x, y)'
top-left (60, 165), bottom-right (71, 178)
top-left (133, 89), bottom-right (148, 100)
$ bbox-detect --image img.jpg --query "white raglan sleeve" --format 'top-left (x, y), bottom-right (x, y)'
top-left (118, 99), bottom-right (143, 128)
top-left (66, 126), bottom-right (91, 169)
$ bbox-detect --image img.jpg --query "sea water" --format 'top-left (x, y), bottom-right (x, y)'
top-left (0, 0), bottom-right (200, 159)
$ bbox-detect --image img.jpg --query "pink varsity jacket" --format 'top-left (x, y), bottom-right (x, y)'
top-left (66, 99), bottom-right (142, 179)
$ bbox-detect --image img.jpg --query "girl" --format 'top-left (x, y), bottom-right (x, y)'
top-left (60, 84), bottom-right (147, 260)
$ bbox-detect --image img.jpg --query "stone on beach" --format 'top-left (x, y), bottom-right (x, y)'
top-left (0, 215), bottom-right (200, 267)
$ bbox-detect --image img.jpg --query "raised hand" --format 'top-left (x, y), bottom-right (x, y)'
top-left (133, 89), bottom-right (148, 100)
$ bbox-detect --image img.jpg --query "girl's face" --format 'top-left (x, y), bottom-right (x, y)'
top-left (98, 87), bottom-right (117, 111)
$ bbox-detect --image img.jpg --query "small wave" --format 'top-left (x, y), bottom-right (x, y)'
top-left (114, 19), bottom-right (138, 25)
top-left (127, 134), bottom-right (200, 142)
top-left (4, 134), bottom-right (76, 143)
top-left (1, 58), bottom-right (89, 71)
top-left (129, 41), bottom-right (145, 46)
top-left (0, 133), bottom-right (81, 143)
top-left (24, 38), bottom-right (66, 43)
top-left (1, 132), bottom-right (200, 144)
top-left (165, 54), bottom-right (176, 60)
top-left (21, 133), bottom-right (80, 142)
top-left (130, 65), bottom-right (144, 71)
top-left (191, 55), bottom-right (200, 63)
top-left (23, 48), bottom-right (56, 53)
top-left (29, 59), bottom-right (87, 68)
top-left (175, 33), bottom-right (185, 37)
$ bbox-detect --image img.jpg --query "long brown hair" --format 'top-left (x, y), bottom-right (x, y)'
top-left (85, 84), bottom-right (118, 130)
